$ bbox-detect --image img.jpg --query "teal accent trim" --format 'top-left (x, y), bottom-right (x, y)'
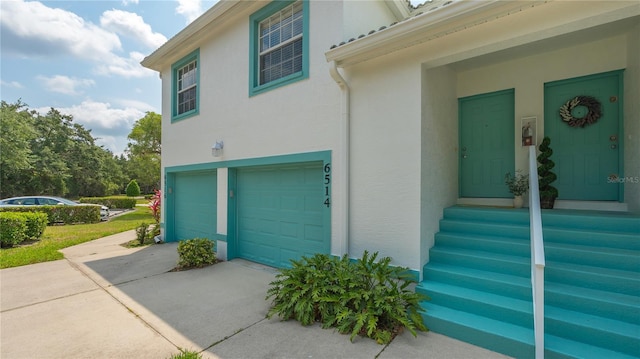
top-left (171, 48), bottom-right (200, 122)
top-left (165, 150), bottom-right (331, 173)
top-left (248, 0), bottom-right (309, 97)
top-left (213, 234), bottom-right (227, 242)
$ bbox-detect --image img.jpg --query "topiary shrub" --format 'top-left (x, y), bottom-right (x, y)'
top-left (0, 213), bottom-right (27, 248)
top-left (266, 251), bottom-right (429, 344)
top-left (537, 136), bottom-right (558, 209)
top-left (176, 238), bottom-right (216, 269)
top-left (126, 179), bottom-right (141, 197)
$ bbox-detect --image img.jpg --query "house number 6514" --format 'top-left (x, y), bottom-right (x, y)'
top-left (324, 163), bottom-right (331, 208)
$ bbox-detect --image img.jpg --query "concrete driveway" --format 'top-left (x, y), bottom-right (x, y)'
top-left (1, 230), bottom-right (511, 359)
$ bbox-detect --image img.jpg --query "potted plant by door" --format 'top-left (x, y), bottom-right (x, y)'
top-left (505, 171), bottom-right (529, 208)
top-left (537, 136), bottom-right (558, 209)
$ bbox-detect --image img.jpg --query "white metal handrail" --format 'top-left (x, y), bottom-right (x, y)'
top-left (528, 145), bottom-right (545, 358)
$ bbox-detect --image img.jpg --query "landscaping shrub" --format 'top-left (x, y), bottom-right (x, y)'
top-left (176, 238), bottom-right (216, 269)
top-left (126, 179), bottom-right (141, 197)
top-left (0, 212), bottom-right (27, 248)
top-left (135, 223), bottom-right (150, 246)
top-left (23, 212), bottom-right (48, 240)
top-left (79, 196), bottom-right (137, 209)
top-left (0, 205), bottom-right (100, 225)
top-left (266, 251), bottom-right (428, 344)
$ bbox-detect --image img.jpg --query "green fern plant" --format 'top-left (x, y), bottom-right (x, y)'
top-left (266, 251), bottom-right (429, 344)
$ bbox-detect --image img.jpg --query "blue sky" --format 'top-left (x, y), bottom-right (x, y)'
top-left (1, 0), bottom-right (218, 155)
top-left (1, 0), bottom-right (424, 156)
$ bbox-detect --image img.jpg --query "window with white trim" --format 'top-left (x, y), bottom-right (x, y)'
top-left (250, 0), bottom-right (308, 96)
top-left (172, 49), bottom-right (199, 121)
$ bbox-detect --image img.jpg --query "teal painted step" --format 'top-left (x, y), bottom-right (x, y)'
top-left (429, 247), bottom-right (530, 276)
top-left (540, 209), bottom-right (640, 233)
top-left (423, 263), bottom-right (532, 300)
top-left (545, 261), bottom-right (640, 296)
top-left (546, 282), bottom-right (640, 325)
top-left (543, 228), bottom-right (640, 250)
top-left (435, 232), bottom-right (530, 257)
top-left (422, 304), bottom-right (640, 359)
top-left (416, 281), bottom-right (533, 328)
top-left (421, 302), bottom-right (535, 358)
top-left (422, 206), bottom-right (640, 358)
top-left (545, 305), bottom-right (640, 357)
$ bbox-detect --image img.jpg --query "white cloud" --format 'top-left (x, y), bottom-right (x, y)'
top-left (0, 0), bottom-right (155, 78)
top-left (121, 0), bottom-right (139, 5)
top-left (0, 1), bottom-right (121, 61)
top-left (100, 9), bottom-right (167, 48)
top-left (95, 51), bottom-right (155, 78)
top-left (0, 80), bottom-right (24, 89)
top-left (37, 75), bottom-right (95, 96)
top-left (176, 0), bottom-right (203, 24)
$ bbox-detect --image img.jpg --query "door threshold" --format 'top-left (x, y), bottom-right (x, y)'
top-left (457, 198), bottom-right (513, 208)
top-left (554, 200), bottom-right (628, 212)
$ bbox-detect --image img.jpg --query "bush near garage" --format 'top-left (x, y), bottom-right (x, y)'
top-left (0, 205), bottom-right (101, 225)
top-left (79, 196), bottom-right (137, 209)
top-left (176, 238), bottom-right (217, 269)
top-left (0, 212), bottom-right (47, 247)
top-left (266, 251), bottom-right (428, 344)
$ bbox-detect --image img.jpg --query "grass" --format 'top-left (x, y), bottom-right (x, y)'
top-left (0, 207), bottom-right (155, 269)
top-left (167, 349), bottom-right (203, 359)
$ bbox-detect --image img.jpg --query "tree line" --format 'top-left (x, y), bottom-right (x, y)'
top-left (0, 100), bottom-right (161, 199)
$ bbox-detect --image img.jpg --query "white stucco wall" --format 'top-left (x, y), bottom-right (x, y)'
top-left (420, 65), bottom-right (459, 270)
top-left (347, 53), bottom-right (423, 271)
top-left (342, 1), bottom-right (396, 41)
top-left (158, 1), bottom-right (345, 251)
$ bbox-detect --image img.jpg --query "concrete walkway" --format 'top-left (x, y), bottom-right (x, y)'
top-left (1, 231), bottom-right (512, 359)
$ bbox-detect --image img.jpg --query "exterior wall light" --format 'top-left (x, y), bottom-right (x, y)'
top-left (212, 140), bottom-right (224, 157)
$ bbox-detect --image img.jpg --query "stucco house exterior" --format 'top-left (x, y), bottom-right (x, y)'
top-left (142, 1), bottom-right (639, 357)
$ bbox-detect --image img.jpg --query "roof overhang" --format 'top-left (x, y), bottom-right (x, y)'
top-left (141, 0), bottom-right (263, 71)
top-left (325, 0), bottom-right (640, 68)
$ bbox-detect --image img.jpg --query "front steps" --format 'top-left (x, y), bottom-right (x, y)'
top-left (417, 205), bottom-right (640, 359)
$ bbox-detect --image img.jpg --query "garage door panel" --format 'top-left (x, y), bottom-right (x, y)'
top-left (237, 162), bottom-right (327, 268)
top-left (174, 171), bottom-right (216, 241)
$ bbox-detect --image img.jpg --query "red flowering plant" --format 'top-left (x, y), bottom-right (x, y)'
top-left (148, 189), bottom-right (161, 237)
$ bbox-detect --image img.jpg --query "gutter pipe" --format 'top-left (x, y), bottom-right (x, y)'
top-left (329, 61), bottom-right (350, 256)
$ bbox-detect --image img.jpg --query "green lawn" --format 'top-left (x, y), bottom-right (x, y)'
top-left (0, 207), bottom-right (155, 269)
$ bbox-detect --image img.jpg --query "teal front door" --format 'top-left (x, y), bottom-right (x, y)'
top-left (459, 89), bottom-right (515, 198)
top-left (236, 162), bottom-right (328, 268)
top-left (544, 71), bottom-right (623, 201)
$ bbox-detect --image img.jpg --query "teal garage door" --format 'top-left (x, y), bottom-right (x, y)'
top-left (174, 170), bottom-right (217, 241)
top-left (237, 162), bottom-right (328, 268)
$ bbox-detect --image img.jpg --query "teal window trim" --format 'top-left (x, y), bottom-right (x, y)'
top-left (248, 0), bottom-right (309, 97)
top-left (171, 48), bottom-right (200, 122)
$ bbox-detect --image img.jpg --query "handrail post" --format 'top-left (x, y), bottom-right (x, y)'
top-left (528, 145), bottom-right (545, 359)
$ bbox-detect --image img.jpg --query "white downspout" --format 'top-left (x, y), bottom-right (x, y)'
top-left (329, 61), bottom-right (350, 256)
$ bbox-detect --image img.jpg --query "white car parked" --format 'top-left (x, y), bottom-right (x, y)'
top-left (0, 196), bottom-right (110, 220)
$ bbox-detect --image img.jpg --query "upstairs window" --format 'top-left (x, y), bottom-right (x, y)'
top-left (172, 49), bottom-right (199, 121)
top-left (250, 0), bottom-right (308, 96)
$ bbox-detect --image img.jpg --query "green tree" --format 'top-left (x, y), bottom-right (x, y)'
top-left (0, 100), bottom-right (36, 198)
top-left (126, 112), bottom-right (161, 193)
